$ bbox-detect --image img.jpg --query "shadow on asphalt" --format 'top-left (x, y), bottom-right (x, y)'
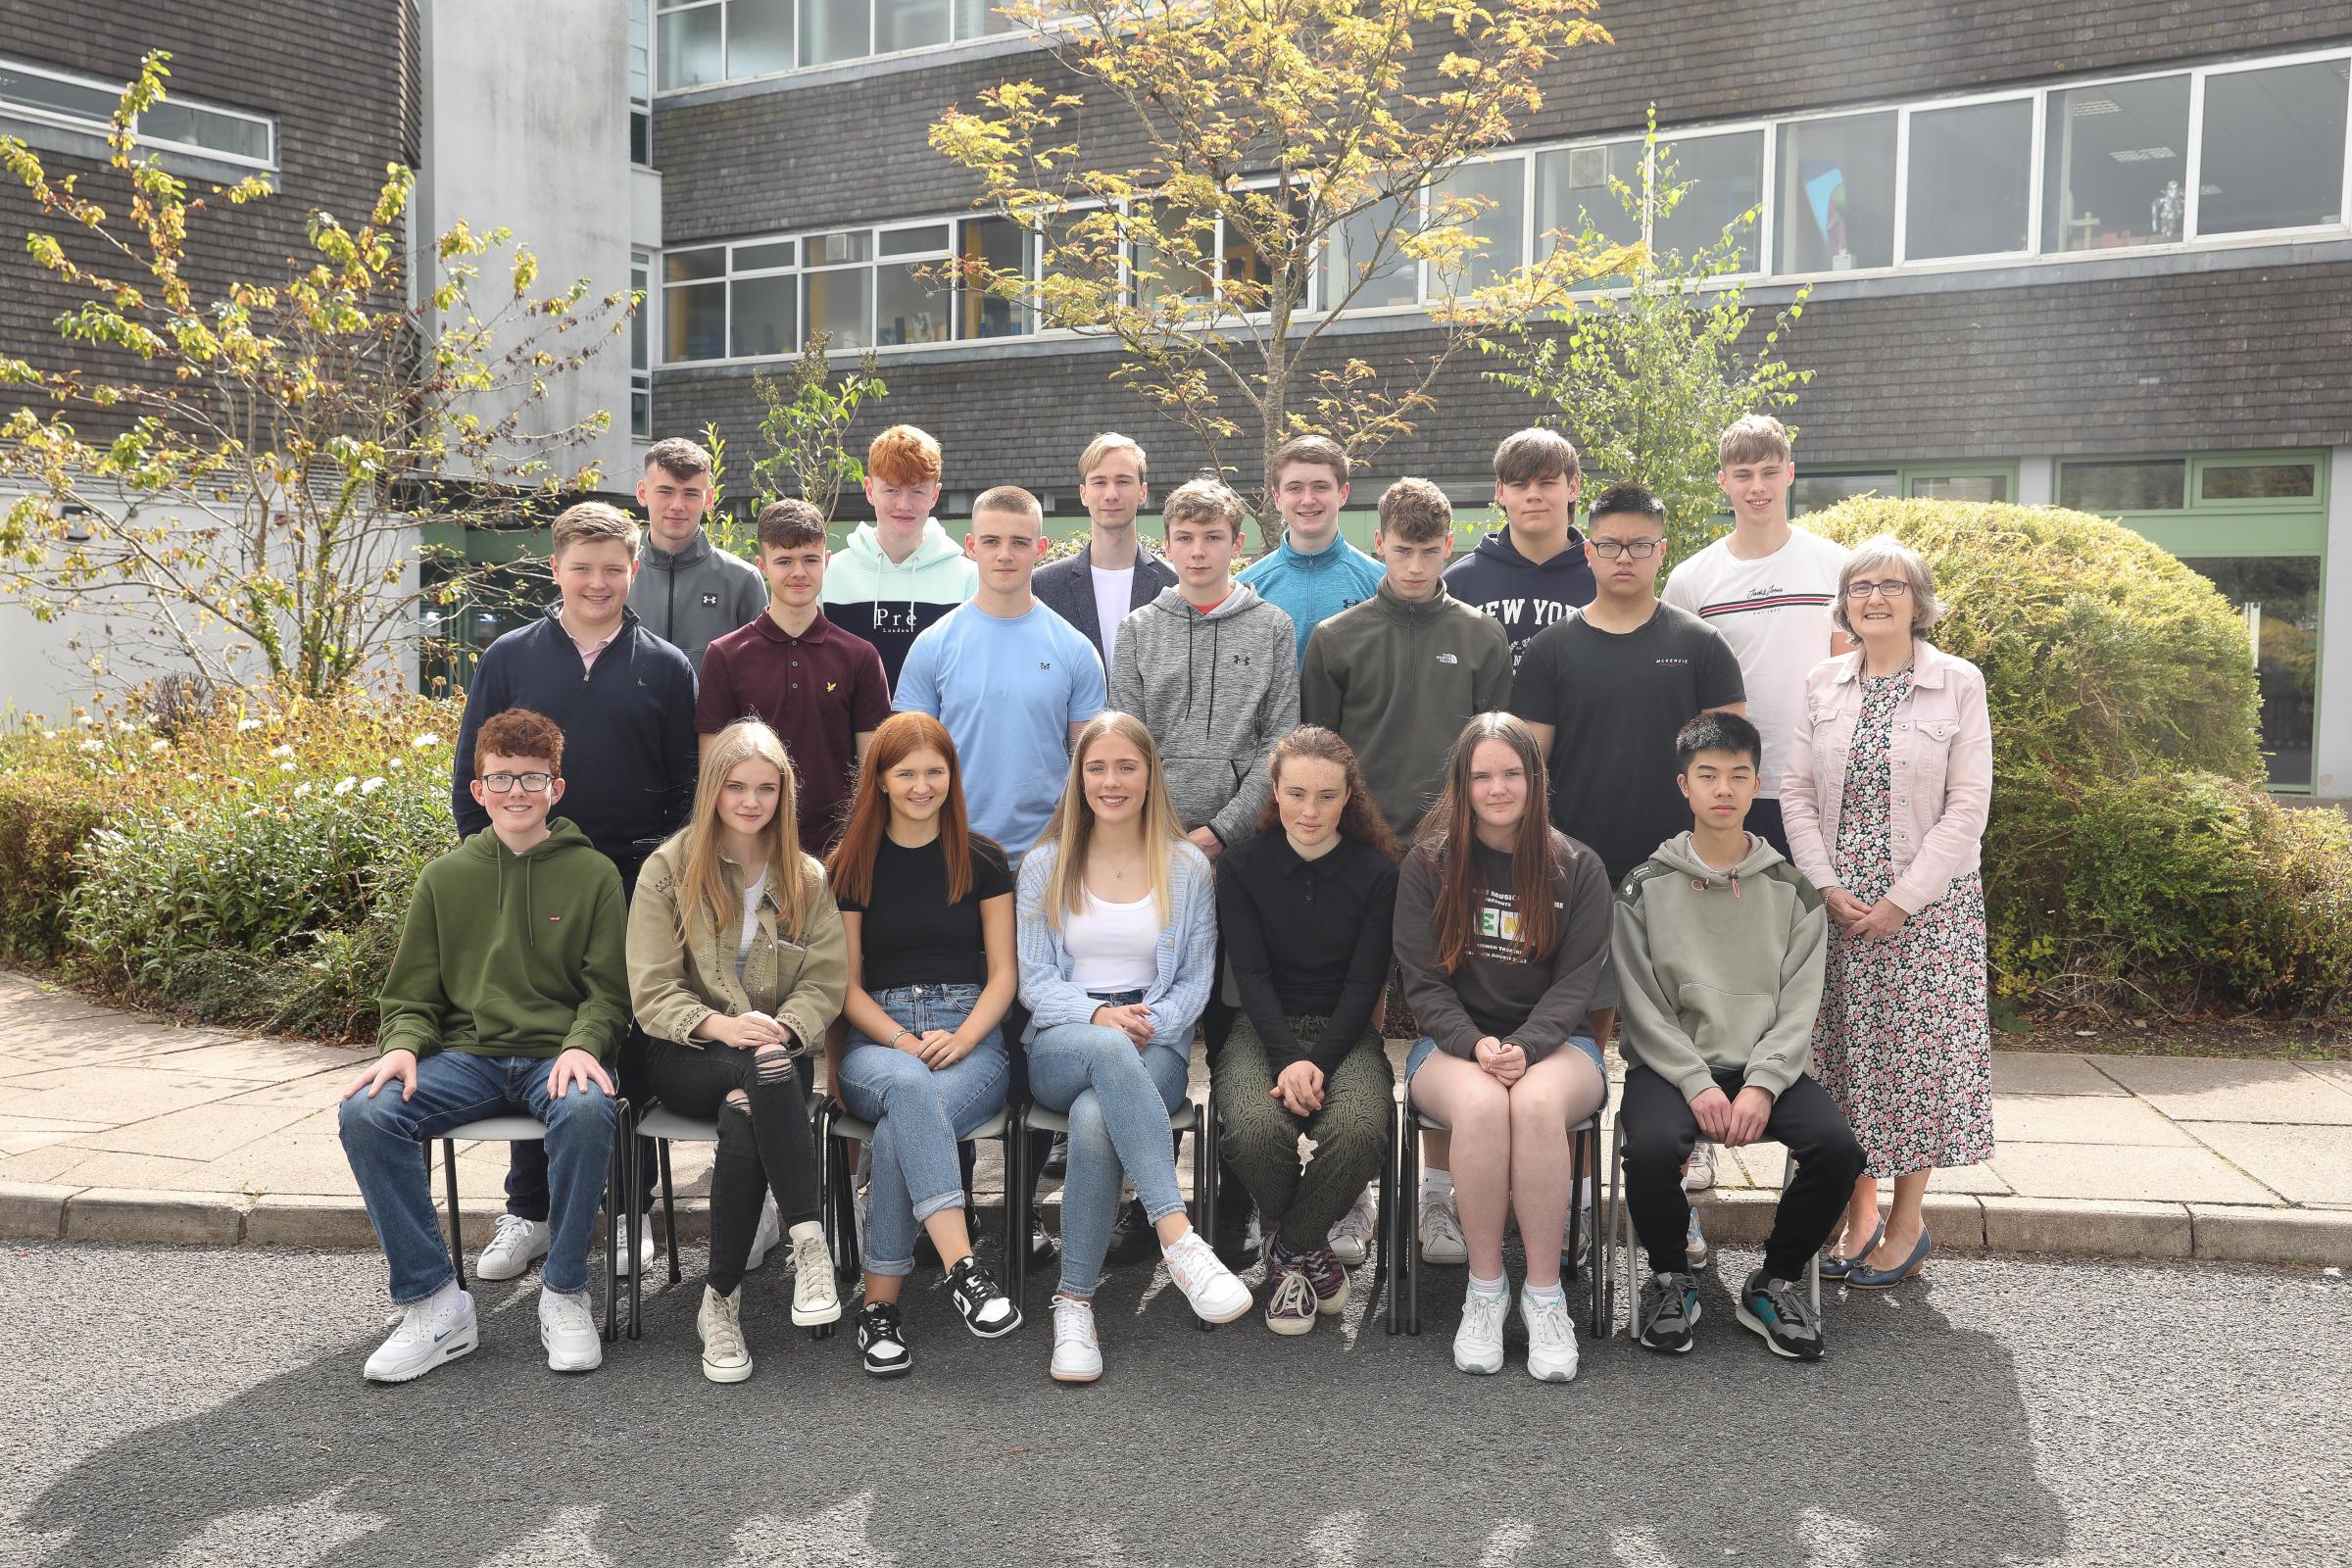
top-left (17, 1238), bottom-right (2071, 1566)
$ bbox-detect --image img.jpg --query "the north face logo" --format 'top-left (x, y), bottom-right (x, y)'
top-left (700, 591), bottom-right (719, 609)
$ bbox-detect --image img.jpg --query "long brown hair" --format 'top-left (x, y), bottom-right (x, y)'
top-left (827, 711), bottom-right (979, 906)
top-left (1415, 712), bottom-right (1562, 971)
top-left (676, 720), bottom-right (816, 944)
top-left (1253, 725), bottom-right (1398, 859)
top-left (1037, 711), bottom-right (1188, 927)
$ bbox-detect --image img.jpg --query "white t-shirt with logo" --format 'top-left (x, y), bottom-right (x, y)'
top-left (1092, 565), bottom-right (1136, 667)
top-left (1662, 528), bottom-right (1850, 799)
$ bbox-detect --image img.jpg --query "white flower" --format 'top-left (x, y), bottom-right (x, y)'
top-left (148, 738), bottom-right (169, 754)
top-left (387, 759), bottom-right (404, 771)
top-left (279, 761), bottom-right (296, 772)
top-left (237, 717), bottom-right (264, 732)
top-left (269, 744), bottom-right (294, 759)
top-left (77, 738), bottom-right (103, 754)
top-left (411, 732), bottom-right (441, 749)
top-left (333, 776), bottom-right (357, 796)
top-left (360, 776), bottom-right (385, 795)
top-left (185, 772), bottom-right (203, 784)
top-left (293, 781), bottom-right (313, 797)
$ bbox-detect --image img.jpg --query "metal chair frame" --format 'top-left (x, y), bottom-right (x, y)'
top-left (1601, 1114), bottom-right (1823, 1342)
top-left (1394, 1100), bottom-right (1604, 1340)
top-left (437, 1101), bottom-right (630, 1345)
top-left (812, 1099), bottom-right (1018, 1303)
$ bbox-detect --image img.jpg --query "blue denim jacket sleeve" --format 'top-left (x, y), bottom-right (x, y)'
top-left (1143, 846), bottom-right (1218, 1053)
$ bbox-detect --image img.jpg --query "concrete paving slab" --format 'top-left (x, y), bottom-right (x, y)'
top-left (2189, 1204), bottom-right (2352, 1265)
top-left (1988, 1053), bottom-right (2133, 1097)
top-left (0, 1063), bottom-right (254, 1125)
top-left (1986, 1143), bottom-right (2278, 1205)
top-left (0, 1143), bottom-right (104, 1185)
top-left (220, 1075), bottom-right (364, 1109)
top-left (1980, 1196), bottom-right (2191, 1258)
top-left (1717, 1144), bottom-right (2007, 1197)
top-left (207, 1135), bottom-right (362, 1198)
top-left (39, 1150), bottom-right (218, 1193)
top-left (2181, 1122), bottom-right (2352, 1205)
top-left (2094, 1056), bottom-right (2352, 1125)
top-left (140, 1037), bottom-right (366, 1084)
top-left (0, 1128), bottom-right (96, 1157)
top-left (1990, 1094), bottom-right (2199, 1147)
top-left (63, 1188), bottom-right (243, 1245)
top-left (74, 1102), bottom-right (318, 1161)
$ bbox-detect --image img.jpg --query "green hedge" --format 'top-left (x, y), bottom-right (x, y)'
top-left (1803, 498), bottom-right (2347, 1015)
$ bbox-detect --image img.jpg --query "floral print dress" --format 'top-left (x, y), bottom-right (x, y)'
top-left (1810, 668), bottom-right (1994, 1178)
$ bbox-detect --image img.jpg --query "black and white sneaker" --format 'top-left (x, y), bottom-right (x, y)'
top-left (856, 1301), bottom-right (912, 1378)
top-left (947, 1255), bottom-right (1022, 1338)
top-left (1638, 1270), bottom-right (1701, 1353)
top-left (1738, 1268), bottom-right (1825, 1361)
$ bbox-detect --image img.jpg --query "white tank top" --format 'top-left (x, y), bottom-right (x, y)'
top-left (1064, 887), bottom-right (1159, 993)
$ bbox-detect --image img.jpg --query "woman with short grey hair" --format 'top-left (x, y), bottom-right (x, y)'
top-left (1781, 535), bottom-right (1993, 1291)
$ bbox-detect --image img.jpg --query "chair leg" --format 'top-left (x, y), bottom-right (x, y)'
top-left (442, 1140), bottom-right (466, 1290)
top-left (1192, 1099), bottom-right (1213, 1334)
top-left (659, 1141), bottom-right (681, 1287)
top-left (626, 1105), bottom-right (642, 1341)
top-left (602, 1099), bottom-right (625, 1344)
top-left (1585, 1122), bottom-right (1605, 1340)
top-left (1373, 1096), bottom-right (1396, 1337)
top-left (1401, 1112), bottom-right (1422, 1338)
top-left (1566, 1127), bottom-right (1586, 1285)
top-left (1008, 1103), bottom-right (1030, 1307)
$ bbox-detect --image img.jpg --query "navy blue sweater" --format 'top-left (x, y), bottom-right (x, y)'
top-left (1441, 526), bottom-right (1596, 672)
top-left (450, 609), bottom-right (699, 866)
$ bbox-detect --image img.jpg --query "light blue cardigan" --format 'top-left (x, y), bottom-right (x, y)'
top-left (1015, 840), bottom-right (1217, 1054)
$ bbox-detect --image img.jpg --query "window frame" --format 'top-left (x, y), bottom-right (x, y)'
top-left (0, 54), bottom-right (278, 171)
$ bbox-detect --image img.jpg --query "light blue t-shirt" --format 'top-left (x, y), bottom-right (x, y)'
top-left (894, 599), bottom-right (1106, 858)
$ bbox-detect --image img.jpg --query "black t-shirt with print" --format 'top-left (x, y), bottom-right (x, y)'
top-left (835, 835), bottom-right (1013, 992)
top-left (1510, 603), bottom-right (1745, 886)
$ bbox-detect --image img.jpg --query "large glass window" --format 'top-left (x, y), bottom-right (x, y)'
top-left (2186, 557), bottom-right (2322, 788)
top-left (2042, 74), bottom-right (2191, 252)
top-left (1428, 160), bottom-right (1526, 294)
top-left (1909, 473), bottom-right (2008, 503)
top-left (630, 250), bottom-right (653, 437)
top-left (1906, 98), bottom-right (2033, 260)
top-left (801, 0), bottom-right (869, 66)
top-left (656, 0), bottom-right (725, 88)
top-left (1653, 130), bottom-right (1765, 270)
top-left (2202, 462), bottom-right (2319, 502)
top-left (0, 55), bottom-right (277, 168)
top-left (876, 224), bottom-right (952, 344)
top-left (1777, 113), bottom-right (1897, 272)
top-left (957, 216), bottom-right (1029, 338)
top-left (1790, 471), bottom-right (1897, 514)
top-left (1322, 193), bottom-right (1418, 310)
top-left (2198, 60), bottom-right (2349, 236)
top-left (663, 247), bottom-right (727, 361)
top-left (2059, 459), bottom-right (2186, 512)
top-left (729, 0), bottom-right (797, 74)
top-left (1534, 138), bottom-right (1642, 257)
top-left (876, 0), bottom-right (953, 52)
top-left (952, 0), bottom-right (1019, 38)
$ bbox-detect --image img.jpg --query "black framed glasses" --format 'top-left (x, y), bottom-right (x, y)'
top-left (480, 771), bottom-right (556, 794)
top-left (1589, 538), bottom-right (1662, 561)
top-left (1843, 579), bottom-right (1915, 600)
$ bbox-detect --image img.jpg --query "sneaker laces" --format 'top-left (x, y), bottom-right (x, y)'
top-left (1522, 1292), bottom-right (1573, 1346)
top-left (701, 1292), bottom-right (746, 1359)
top-left (542, 1290), bottom-right (595, 1335)
top-left (1163, 1231), bottom-right (1219, 1291)
top-left (1267, 1267), bottom-right (1316, 1318)
top-left (1336, 1190), bottom-right (1377, 1242)
top-left (1051, 1294), bottom-right (1095, 1346)
top-left (488, 1213), bottom-right (538, 1250)
top-left (1761, 1276), bottom-right (1814, 1331)
top-left (1421, 1198), bottom-right (1464, 1248)
top-left (1459, 1289), bottom-right (1507, 1340)
top-left (791, 1231), bottom-right (831, 1278)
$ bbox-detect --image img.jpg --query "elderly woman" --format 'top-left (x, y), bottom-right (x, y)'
top-left (1781, 536), bottom-right (1992, 1291)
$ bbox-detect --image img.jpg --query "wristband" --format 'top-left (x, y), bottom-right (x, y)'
top-left (891, 1029), bottom-right (915, 1048)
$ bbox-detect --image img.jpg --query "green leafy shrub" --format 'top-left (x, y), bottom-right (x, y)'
top-left (1803, 498), bottom-right (2349, 1015)
top-left (0, 760), bottom-right (105, 959)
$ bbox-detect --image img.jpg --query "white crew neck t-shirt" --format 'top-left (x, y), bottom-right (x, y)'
top-left (1091, 564), bottom-right (1136, 667)
top-left (1064, 886), bottom-right (1160, 994)
top-left (1661, 528), bottom-right (1850, 799)
top-left (735, 870), bottom-right (765, 982)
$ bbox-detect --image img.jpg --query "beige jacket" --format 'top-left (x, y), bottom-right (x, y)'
top-left (625, 835), bottom-right (847, 1054)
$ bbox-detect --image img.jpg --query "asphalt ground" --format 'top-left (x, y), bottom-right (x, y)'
top-left (1, 1236), bottom-right (2344, 1567)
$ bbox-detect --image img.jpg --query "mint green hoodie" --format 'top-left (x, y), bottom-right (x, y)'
top-left (376, 820), bottom-right (630, 1062)
top-left (1609, 831), bottom-right (1827, 1102)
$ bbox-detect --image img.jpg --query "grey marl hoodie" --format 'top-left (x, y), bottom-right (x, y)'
top-left (1107, 583), bottom-right (1299, 848)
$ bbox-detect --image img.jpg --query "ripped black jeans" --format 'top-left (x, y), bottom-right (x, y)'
top-left (636, 1029), bottom-right (823, 1297)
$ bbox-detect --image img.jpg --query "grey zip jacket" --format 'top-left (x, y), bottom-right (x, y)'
top-left (1107, 583), bottom-right (1299, 848)
top-left (1610, 831), bottom-right (1828, 1103)
top-left (629, 530), bottom-right (767, 667)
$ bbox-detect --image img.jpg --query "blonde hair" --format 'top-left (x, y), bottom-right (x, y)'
top-left (673, 720), bottom-right (817, 947)
top-left (550, 500), bottom-right (642, 558)
top-left (1079, 432), bottom-right (1148, 483)
top-left (1036, 711), bottom-right (1188, 928)
top-left (1718, 415), bottom-right (1792, 467)
top-left (1831, 533), bottom-right (1944, 640)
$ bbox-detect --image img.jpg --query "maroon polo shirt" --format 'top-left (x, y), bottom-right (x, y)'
top-left (696, 608), bottom-right (891, 849)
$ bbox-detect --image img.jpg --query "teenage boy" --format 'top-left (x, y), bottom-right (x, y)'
top-left (1108, 476), bottom-right (1299, 860)
top-left (629, 436), bottom-right (767, 667)
top-left (824, 424), bottom-right (980, 686)
top-left (450, 501), bottom-right (695, 1280)
top-left (1239, 434), bottom-right (1386, 666)
top-left (697, 498), bottom-right (891, 850)
top-left (1662, 415), bottom-right (1850, 860)
top-left (1299, 477), bottom-right (1511, 844)
top-left (340, 708), bottom-right (629, 1383)
top-left (1035, 432), bottom-right (1176, 668)
top-left (1444, 426), bottom-right (1597, 673)
top-left (1610, 710), bottom-right (1862, 1360)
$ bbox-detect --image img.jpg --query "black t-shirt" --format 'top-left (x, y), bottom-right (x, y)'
top-left (834, 835), bottom-right (1013, 992)
top-left (1509, 603), bottom-right (1745, 886)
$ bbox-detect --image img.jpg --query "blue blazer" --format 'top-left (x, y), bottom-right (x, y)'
top-left (1032, 540), bottom-right (1176, 665)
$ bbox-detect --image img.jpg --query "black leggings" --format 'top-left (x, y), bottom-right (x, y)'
top-left (639, 1032), bottom-right (823, 1296)
top-left (1620, 1064), bottom-right (1864, 1281)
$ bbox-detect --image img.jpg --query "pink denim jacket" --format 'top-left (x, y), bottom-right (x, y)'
top-left (1780, 639), bottom-right (1992, 915)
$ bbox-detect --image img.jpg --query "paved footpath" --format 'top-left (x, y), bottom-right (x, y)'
top-left (1, 967), bottom-right (2347, 1266)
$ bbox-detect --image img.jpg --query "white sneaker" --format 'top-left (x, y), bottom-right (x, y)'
top-left (474, 1215), bottom-right (548, 1282)
top-left (1521, 1290), bottom-right (1580, 1383)
top-left (1453, 1286), bottom-right (1506, 1375)
top-left (538, 1287), bottom-right (603, 1372)
top-left (1050, 1294), bottom-right (1102, 1383)
top-left (1328, 1183), bottom-right (1379, 1267)
top-left (1687, 1206), bottom-right (1711, 1269)
top-left (364, 1286), bottom-right (476, 1383)
top-left (789, 1227), bottom-right (841, 1326)
top-left (743, 1194), bottom-right (782, 1272)
top-left (1684, 1140), bottom-right (1717, 1193)
top-left (1161, 1230), bottom-right (1252, 1324)
top-left (1419, 1190), bottom-right (1467, 1265)
top-left (697, 1285), bottom-right (753, 1384)
top-left (612, 1213), bottom-right (658, 1277)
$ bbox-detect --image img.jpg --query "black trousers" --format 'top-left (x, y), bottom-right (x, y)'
top-left (638, 1032), bottom-right (822, 1296)
top-left (1620, 1064), bottom-right (1864, 1281)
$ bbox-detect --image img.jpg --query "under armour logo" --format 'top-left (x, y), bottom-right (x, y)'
top-left (1232, 655), bottom-right (1251, 666)
top-left (700, 592), bottom-right (720, 608)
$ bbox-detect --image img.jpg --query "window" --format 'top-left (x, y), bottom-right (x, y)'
top-left (801, 0), bottom-right (869, 67)
top-left (952, 0), bottom-right (1019, 39)
top-left (1128, 201), bottom-right (1212, 305)
top-left (805, 229), bottom-right (874, 347)
top-left (2202, 463), bottom-right (2318, 502)
top-left (663, 247), bottom-right (727, 361)
top-left (630, 251), bottom-right (653, 438)
top-left (657, 0), bottom-right (724, 87)
top-left (1428, 160), bottom-right (1526, 295)
top-left (1906, 98), bottom-right (2033, 260)
top-left (2043, 74), bottom-right (2191, 252)
top-left (1534, 138), bottom-right (1642, 257)
top-left (876, 0), bottom-right (953, 53)
top-left (630, 0), bottom-right (653, 164)
top-left (0, 55), bottom-right (276, 169)
top-left (956, 216), bottom-right (1029, 338)
top-left (877, 223), bottom-right (952, 345)
top-left (2193, 557), bottom-right (2322, 788)
top-left (1776, 113), bottom-right (1897, 271)
top-left (1909, 473), bottom-right (2007, 503)
top-left (2059, 459), bottom-right (2186, 512)
top-left (1653, 130), bottom-right (1765, 270)
top-left (1793, 465), bottom-right (2016, 514)
top-left (2198, 60), bottom-right (2349, 236)
top-left (1322, 192), bottom-right (1418, 310)
top-left (1790, 471), bottom-right (1897, 514)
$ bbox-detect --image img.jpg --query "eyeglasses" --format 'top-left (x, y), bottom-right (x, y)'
top-left (1844, 579), bottom-right (1914, 600)
top-left (480, 771), bottom-right (556, 794)
top-left (1588, 538), bottom-right (1662, 561)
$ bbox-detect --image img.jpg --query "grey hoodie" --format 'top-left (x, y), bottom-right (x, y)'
top-left (630, 529), bottom-right (767, 667)
top-left (1610, 831), bottom-right (1828, 1102)
top-left (1106, 583), bottom-right (1299, 848)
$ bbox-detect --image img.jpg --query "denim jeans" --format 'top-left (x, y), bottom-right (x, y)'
top-left (835, 984), bottom-right (1010, 1277)
top-left (1028, 989), bottom-right (1191, 1298)
top-left (338, 1052), bottom-right (617, 1301)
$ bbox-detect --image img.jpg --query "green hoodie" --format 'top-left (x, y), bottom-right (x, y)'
top-left (1610, 831), bottom-right (1827, 1102)
top-left (376, 819), bottom-right (630, 1062)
